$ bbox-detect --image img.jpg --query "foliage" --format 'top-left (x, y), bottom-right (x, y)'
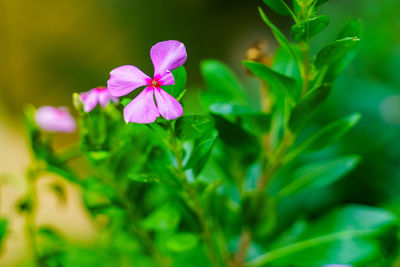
top-left (1, 0), bottom-right (398, 266)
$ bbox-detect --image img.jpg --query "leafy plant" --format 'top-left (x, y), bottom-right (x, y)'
top-left (1, 0), bottom-right (397, 267)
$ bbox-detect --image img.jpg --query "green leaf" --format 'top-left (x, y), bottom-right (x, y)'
top-left (337, 19), bottom-right (361, 39)
top-left (258, 7), bottom-right (301, 65)
top-left (185, 130), bottom-right (218, 176)
top-left (165, 233), bottom-right (199, 252)
top-left (0, 218), bottom-right (7, 247)
top-left (285, 113), bottom-right (361, 161)
top-left (212, 115), bottom-right (260, 162)
top-left (263, 0), bottom-right (292, 16)
top-left (142, 205), bottom-right (181, 231)
top-left (200, 60), bottom-right (246, 107)
top-left (291, 15), bottom-right (330, 42)
top-left (248, 205), bottom-right (397, 266)
top-left (276, 155), bottom-right (361, 198)
top-left (315, 37), bottom-right (360, 69)
top-left (162, 66), bottom-right (187, 98)
top-left (244, 61), bottom-right (299, 105)
top-left (314, 37), bottom-right (361, 83)
top-left (175, 115), bottom-right (214, 141)
top-left (315, 0), bottom-right (330, 6)
top-left (289, 84), bottom-right (332, 131)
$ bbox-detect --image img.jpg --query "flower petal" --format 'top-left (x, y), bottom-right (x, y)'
top-left (80, 91), bottom-right (98, 112)
top-left (151, 40), bottom-right (187, 80)
top-left (157, 71), bottom-right (175, 86)
top-left (107, 65), bottom-right (151, 97)
top-left (154, 88), bottom-right (183, 120)
top-left (124, 87), bottom-right (160, 123)
top-left (35, 106), bottom-right (76, 133)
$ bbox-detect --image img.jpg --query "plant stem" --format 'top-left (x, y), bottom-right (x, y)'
top-left (300, 42), bottom-right (311, 97)
top-left (25, 167), bottom-right (40, 266)
top-left (170, 133), bottom-right (222, 267)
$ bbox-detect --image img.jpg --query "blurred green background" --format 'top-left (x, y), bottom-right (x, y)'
top-left (0, 0), bottom-right (399, 245)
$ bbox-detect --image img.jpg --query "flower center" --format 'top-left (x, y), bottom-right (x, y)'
top-left (150, 79), bottom-right (160, 88)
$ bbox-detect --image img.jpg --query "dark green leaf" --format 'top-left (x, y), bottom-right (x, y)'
top-left (314, 37), bottom-right (361, 83)
top-left (291, 15), bottom-right (330, 42)
top-left (276, 155), bottom-right (361, 198)
top-left (0, 219), bottom-right (7, 247)
top-left (184, 130), bottom-right (218, 176)
top-left (248, 205), bottom-right (397, 266)
top-left (286, 113), bottom-right (361, 162)
top-left (315, 0), bottom-right (330, 6)
top-left (315, 37), bottom-right (360, 69)
top-left (258, 7), bottom-right (301, 65)
top-left (175, 115), bottom-right (214, 141)
top-left (289, 84), bottom-right (332, 131)
top-left (263, 0), bottom-right (291, 16)
top-left (244, 61), bottom-right (299, 105)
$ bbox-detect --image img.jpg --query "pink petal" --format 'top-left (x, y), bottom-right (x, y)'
top-left (80, 91), bottom-right (98, 112)
top-left (35, 106), bottom-right (76, 133)
top-left (151, 41), bottom-right (187, 81)
top-left (157, 72), bottom-right (175, 86)
top-left (124, 86), bottom-right (160, 123)
top-left (154, 88), bottom-right (183, 120)
top-left (107, 65), bottom-right (151, 97)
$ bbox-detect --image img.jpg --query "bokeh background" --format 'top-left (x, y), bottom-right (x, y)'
top-left (0, 0), bottom-right (399, 265)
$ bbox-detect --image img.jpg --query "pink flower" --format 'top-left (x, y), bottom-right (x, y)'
top-left (107, 40), bottom-right (187, 123)
top-left (80, 87), bottom-right (118, 112)
top-left (35, 106), bottom-right (76, 133)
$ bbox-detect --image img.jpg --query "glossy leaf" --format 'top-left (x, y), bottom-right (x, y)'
top-left (248, 205), bottom-right (397, 266)
top-left (314, 37), bottom-right (361, 83)
top-left (276, 155), bottom-right (361, 198)
top-left (289, 84), bottom-right (332, 131)
top-left (165, 233), bottom-right (199, 252)
top-left (337, 19), bottom-right (362, 39)
top-left (162, 66), bottom-right (187, 98)
top-left (285, 113), bottom-right (361, 161)
top-left (258, 7), bottom-right (300, 65)
top-left (175, 115), bottom-right (214, 141)
top-left (291, 15), bottom-right (330, 42)
top-left (184, 130), bottom-right (218, 176)
top-left (263, 0), bottom-right (291, 16)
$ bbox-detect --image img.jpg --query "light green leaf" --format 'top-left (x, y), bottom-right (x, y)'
top-left (200, 60), bottom-right (246, 107)
top-left (247, 205), bottom-right (397, 266)
top-left (291, 15), bottom-right (330, 42)
top-left (165, 233), bottom-right (199, 252)
top-left (162, 66), bottom-right (187, 98)
top-left (337, 19), bottom-right (361, 39)
top-left (276, 155), bottom-right (361, 198)
top-left (142, 205), bottom-right (181, 231)
top-left (289, 83), bottom-right (332, 131)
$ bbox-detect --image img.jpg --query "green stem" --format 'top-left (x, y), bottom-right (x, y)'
top-left (300, 42), bottom-right (311, 96)
top-left (170, 133), bottom-right (222, 267)
top-left (25, 167), bottom-right (41, 266)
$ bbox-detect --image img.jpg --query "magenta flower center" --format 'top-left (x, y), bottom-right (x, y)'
top-left (150, 79), bottom-right (160, 88)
